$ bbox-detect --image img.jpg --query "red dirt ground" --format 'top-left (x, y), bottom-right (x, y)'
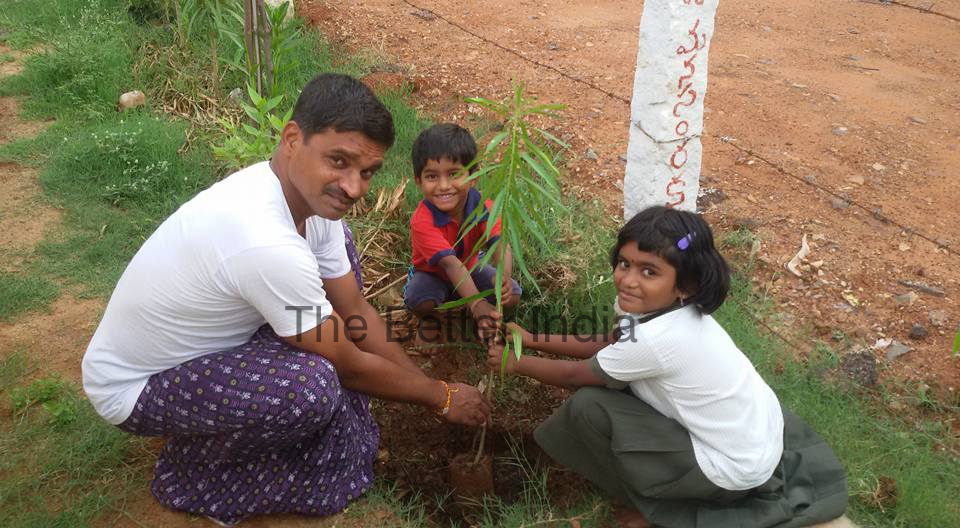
top-left (299, 0), bottom-right (960, 398)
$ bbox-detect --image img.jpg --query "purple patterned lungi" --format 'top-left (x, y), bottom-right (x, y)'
top-left (119, 221), bottom-right (376, 525)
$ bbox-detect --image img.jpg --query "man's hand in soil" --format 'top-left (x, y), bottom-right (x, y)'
top-left (443, 382), bottom-right (491, 427)
top-left (469, 299), bottom-right (501, 343)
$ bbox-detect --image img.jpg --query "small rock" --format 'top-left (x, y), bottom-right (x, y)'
top-left (898, 242), bottom-right (911, 252)
top-left (757, 58), bottom-right (773, 65)
top-left (894, 291), bottom-right (919, 305)
top-left (698, 189), bottom-right (727, 208)
top-left (732, 217), bottom-right (759, 230)
top-left (908, 324), bottom-right (928, 340)
top-left (840, 352), bottom-right (878, 387)
top-left (410, 8), bottom-right (436, 20)
top-left (761, 25), bottom-right (773, 32)
top-left (929, 310), bottom-right (948, 327)
top-left (848, 174), bottom-right (865, 185)
top-left (547, 41), bottom-right (559, 51)
top-left (885, 341), bottom-right (912, 361)
top-left (871, 162), bottom-right (886, 171)
top-left (832, 126), bottom-right (849, 136)
top-left (803, 174), bottom-right (817, 184)
top-left (618, 154), bottom-right (628, 163)
top-left (584, 148), bottom-right (598, 161)
top-left (827, 93), bottom-right (842, 102)
top-left (791, 83), bottom-right (808, 89)
top-left (908, 116), bottom-right (926, 125)
top-left (118, 90), bottom-right (146, 110)
top-left (830, 197), bottom-right (849, 210)
top-left (844, 54), bottom-right (861, 61)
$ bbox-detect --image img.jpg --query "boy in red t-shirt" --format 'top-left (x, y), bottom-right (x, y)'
top-left (404, 124), bottom-right (521, 338)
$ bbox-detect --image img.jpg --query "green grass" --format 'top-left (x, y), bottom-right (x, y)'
top-left (0, 271), bottom-right (59, 321)
top-left (718, 278), bottom-right (960, 527)
top-left (0, 377), bottom-right (149, 528)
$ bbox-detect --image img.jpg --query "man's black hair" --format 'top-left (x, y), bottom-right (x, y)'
top-left (411, 123), bottom-right (478, 179)
top-left (610, 206), bottom-right (731, 314)
top-left (290, 73), bottom-right (395, 148)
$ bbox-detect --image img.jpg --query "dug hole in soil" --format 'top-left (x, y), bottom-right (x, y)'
top-left (449, 452), bottom-right (494, 502)
top-left (378, 317), bottom-right (590, 524)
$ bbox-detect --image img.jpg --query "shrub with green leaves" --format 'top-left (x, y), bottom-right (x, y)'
top-left (212, 84), bottom-right (291, 169)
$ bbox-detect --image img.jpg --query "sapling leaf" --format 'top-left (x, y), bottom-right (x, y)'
top-left (436, 289), bottom-right (496, 311)
top-left (953, 327), bottom-right (959, 357)
top-left (494, 251), bottom-right (504, 310)
top-left (483, 130), bottom-right (509, 156)
top-left (501, 339), bottom-right (510, 376)
top-left (527, 103), bottom-right (567, 115)
top-left (463, 164), bottom-right (497, 185)
top-left (532, 127), bottom-right (570, 149)
top-left (518, 174), bottom-right (563, 207)
top-left (519, 152), bottom-right (561, 193)
top-left (515, 203), bottom-right (548, 247)
top-left (506, 209), bottom-right (537, 288)
top-left (512, 323), bottom-right (523, 361)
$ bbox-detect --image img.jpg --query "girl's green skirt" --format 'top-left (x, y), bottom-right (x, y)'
top-left (535, 387), bottom-right (847, 528)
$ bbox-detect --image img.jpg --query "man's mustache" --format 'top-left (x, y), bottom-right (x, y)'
top-left (325, 185), bottom-right (357, 205)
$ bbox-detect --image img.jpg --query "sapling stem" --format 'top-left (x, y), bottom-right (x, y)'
top-left (473, 371), bottom-right (494, 465)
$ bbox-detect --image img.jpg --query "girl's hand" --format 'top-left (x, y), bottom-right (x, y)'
top-left (504, 322), bottom-right (532, 347)
top-left (486, 341), bottom-right (520, 374)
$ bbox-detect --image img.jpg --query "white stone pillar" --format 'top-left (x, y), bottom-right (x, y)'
top-left (624, 0), bottom-right (719, 219)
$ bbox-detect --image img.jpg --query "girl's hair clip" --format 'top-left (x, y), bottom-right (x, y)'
top-left (676, 232), bottom-right (696, 250)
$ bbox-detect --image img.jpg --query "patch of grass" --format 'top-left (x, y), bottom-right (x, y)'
top-left (0, 378), bottom-right (148, 528)
top-left (0, 351), bottom-right (31, 395)
top-left (472, 436), bottom-right (610, 527)
top-left (341, 481), bottom-right (430, 527)
top-left (45, 114), bottom-right (211, 212)
top-left (28, 114), bottom-right (217, 295)
top-left (717, 279), bottom-right (960, 527)
top-left (0, 0), bottom-right (138, 121)
top-left (0, 270), bottom-right (58, 321)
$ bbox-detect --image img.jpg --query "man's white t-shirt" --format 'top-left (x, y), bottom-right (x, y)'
top-left (595, 305), bottom-right (784, 490)
top-left (82, 161), bottom-right (352, 425)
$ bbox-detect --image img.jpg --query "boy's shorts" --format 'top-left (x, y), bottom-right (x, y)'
top-left (403, 266), bottom-right (522, 310)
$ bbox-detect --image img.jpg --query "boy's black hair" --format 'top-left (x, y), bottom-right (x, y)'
top-left (290, 73), bottom-right (395, 148)
top-left (411, 123), bottom-right (478, 179)
top-left (610, 206), bottom-right (730, 314)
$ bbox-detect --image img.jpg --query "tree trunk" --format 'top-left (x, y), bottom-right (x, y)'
top-left (624, 0), bottom-right (719, 219)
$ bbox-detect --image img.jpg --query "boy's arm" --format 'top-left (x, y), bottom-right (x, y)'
top-left (438, 255), bottom-right (500, 338)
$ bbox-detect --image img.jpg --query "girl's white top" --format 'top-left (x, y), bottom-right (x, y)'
top-left (597, 305), bottom-right (784, 490)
